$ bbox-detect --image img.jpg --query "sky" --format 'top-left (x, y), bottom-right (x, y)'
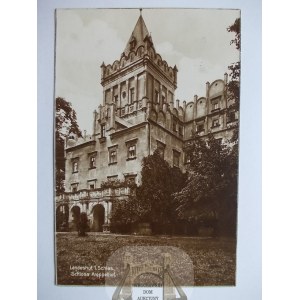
top-left (55, 8), bottom-right (240, 134)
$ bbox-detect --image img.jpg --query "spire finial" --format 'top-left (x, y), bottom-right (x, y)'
top-left (140, 8), bottom-right (142, 16)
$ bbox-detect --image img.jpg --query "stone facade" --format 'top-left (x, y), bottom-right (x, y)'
top-left (56, 13), bottom-right (238, 232)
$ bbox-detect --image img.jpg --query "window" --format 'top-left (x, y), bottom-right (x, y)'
top-left (228, 111), bottom-right (236, 123)
top-left (129, 37), bottom-right (136, 50)
top-left (126, 139), bottom-right (138, 160)
top-left (107, 175), bottom-right (118, 182)
top-left (128, 145), bottom-right (136, 159)
top-left (89, 156), bottom-right (96, 169)
top-left (101, 124), bottom-right (106, 138)
top-left (211, 97), bottom-right (220, 111)
top-left (71, 183), bottom-right (78, 192)
top-left (109, 150), bottom-right (117, 164)
top-left (125, 174), bottom-right (137, 185)
top-left (129, 88), bottom-right (135, 104)
top-left (162, 95), bottom-right (166, 104)
top-left (156, 141), bottom-right (166, 159)
top-left (196, 123), bottom-right (204, 133)
top-left (178, 125), bottom-right (183, 137)
top-left (173, 150), bottom-right (180, 167)
top-left (108, 145), bottom-right (118, 165)
top-left (155, 90), bottom-right (159, 104)
top-left (88, 179), bottom-right (96, 190)
top-left (72, 161), bottom-right (78, 173)
top-left (114, 95), bottom-right (118, 103)
top-left (212, 118), bottom-right (220, 128)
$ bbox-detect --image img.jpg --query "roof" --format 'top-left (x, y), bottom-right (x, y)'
top-left (123, 14), bottom-right (152, 56)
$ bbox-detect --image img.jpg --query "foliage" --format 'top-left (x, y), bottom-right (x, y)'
top-left (56, 204), bottom-right (69, 231)
top-left (227, 18), bottom-right (240, 50)
top-left (227, 18), bottom-right (240, 111)
top-left (136, 150), bottom-right (187, 229)
top-left (110, 150), bottom-right (187, 233)
top-left (77, 212), bottom-right (89, 236)
top-left (55, 97), bottom-right (82, 194)
top-left (100, 179), bottom-right (137, 190)
top-left (110, 195), bottom-right (142, 232)
top-left (174, 134), bottom-right (238, 236)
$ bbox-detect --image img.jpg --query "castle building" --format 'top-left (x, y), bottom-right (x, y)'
top-left (56, 12), bottom-right (238, 232)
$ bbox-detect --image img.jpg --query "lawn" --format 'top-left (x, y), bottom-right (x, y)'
top-left (56, 232), bottom-right (236, 286)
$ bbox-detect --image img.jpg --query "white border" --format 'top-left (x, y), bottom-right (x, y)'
top-left (38, 1), bottom-right (261, 299)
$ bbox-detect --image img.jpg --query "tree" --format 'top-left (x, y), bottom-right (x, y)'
top-left (55, 97), bottom-right (82, 194)
top-left (77, 212), bottom-right (89, 236)
top-left (227, 18), bottom-right (240, 111)
top-left (136, 150), bottom-right (187, 233)
top-left (110, 150), bottom-right (187, 234)
top-left (174, 134), bottom-right (238, 236)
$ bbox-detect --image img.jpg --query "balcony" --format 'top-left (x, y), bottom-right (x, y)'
top-left (55, 186), bottom-right (133, 203)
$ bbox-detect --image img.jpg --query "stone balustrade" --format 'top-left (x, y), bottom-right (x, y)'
top-left (55, 186), bottom-right (133, 203)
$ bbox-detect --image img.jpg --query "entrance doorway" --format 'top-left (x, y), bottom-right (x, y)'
top-left (92, 204), bottom-right (105, 232)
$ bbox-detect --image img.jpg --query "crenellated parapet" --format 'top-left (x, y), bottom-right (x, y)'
top-left (101, 42), bottom-right (177, 87)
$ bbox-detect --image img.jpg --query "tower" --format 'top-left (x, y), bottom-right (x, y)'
top-left (96, 11), bottom-right (178, 134)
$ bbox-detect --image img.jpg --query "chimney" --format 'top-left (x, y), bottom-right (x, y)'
top-left (224, 73), bottom-right (228, 85)
top-left (206, 82), bottom-right (210, 98)
top-left (93, 110), bottom-right (97, 138)
top-left (206, 82), bottom-right (210, 93)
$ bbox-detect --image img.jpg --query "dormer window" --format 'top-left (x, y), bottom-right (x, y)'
top-left (129, 36), bottom-right (137, 50)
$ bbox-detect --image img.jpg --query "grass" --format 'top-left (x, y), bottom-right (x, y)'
top-left (56, 232), bottom-right (236, 286)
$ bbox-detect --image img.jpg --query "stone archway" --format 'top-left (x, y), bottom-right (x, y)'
top-left (92, 204), bottom-right (105, 232)
top-left (70, 206), bottom-right (80, 231)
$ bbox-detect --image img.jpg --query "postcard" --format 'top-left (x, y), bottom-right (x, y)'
top-left (53, 7), bottom-right (245, 300)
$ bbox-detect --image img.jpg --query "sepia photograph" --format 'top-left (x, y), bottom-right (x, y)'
top-left (54, 8), bottom-right (241, 295)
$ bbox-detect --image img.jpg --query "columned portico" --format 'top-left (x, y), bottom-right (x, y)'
top-left (55, 187), bottom-right (132, 232)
